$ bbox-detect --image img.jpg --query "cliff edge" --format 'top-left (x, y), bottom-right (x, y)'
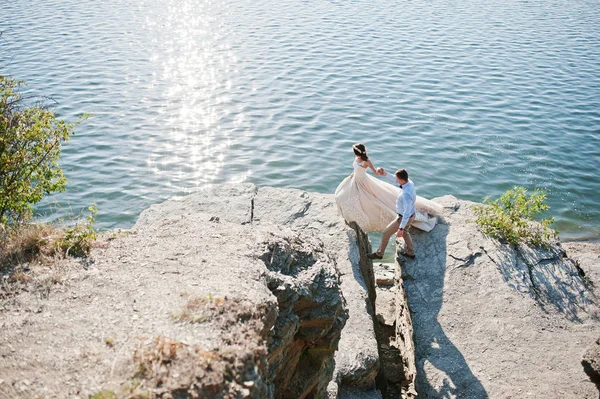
top-left (0, 184), bottom-right (382, 398)
top-left (398, 195), bottom-right (600, 398)
top-left (1, 186), bottom-right (598, 399)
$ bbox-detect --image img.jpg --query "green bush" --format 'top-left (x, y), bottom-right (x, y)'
top-left (472, 186), bottom-right (555, 246)
top-left (0, 76), bottom-right (85, 229)
top-left (57, 203), bottom-right (98, 257)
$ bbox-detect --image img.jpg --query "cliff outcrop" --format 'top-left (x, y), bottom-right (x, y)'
top-left (397, 195), bottom-right (600, 398)
top-left (0, 184), bottom-right (382, 398)
top-left (1, 186), bottom-right (598, 399)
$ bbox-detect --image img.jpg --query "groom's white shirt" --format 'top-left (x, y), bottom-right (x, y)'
top-left (382, 173), bottom-right (416, 229)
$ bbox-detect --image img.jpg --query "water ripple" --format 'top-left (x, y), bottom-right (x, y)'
top-left (1, 0), bottom-right (599, 239)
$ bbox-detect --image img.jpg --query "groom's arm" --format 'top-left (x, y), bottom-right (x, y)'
top-left (381, 172), bottom-right (398, 185)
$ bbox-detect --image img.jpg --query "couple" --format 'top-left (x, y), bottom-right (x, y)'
top-left (334, 143), bottom-right (442, 260)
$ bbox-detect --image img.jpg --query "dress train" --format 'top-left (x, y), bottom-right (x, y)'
top-left (334, 160), bottom-right (442, 233)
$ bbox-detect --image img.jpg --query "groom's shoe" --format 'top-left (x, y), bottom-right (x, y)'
top-left (368, 251), bottom-right (383, 260)
top-left (400, 251), bottom-right (416, 259)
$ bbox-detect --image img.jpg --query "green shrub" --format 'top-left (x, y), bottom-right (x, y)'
top-left (0, 76), bottom-right (85, 229)
top-left (57, 203), bottom-right (98, 257)
top-left (89, 391), bottom-right (117, 399)
top-left (472, 186), bottom-right (555, 246)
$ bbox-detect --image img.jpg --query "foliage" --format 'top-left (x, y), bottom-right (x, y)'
top-left (472, 186), bottom-right (555, 246)
top-left (57, 203), bottom-right (98, 257)
top-left (0, 75), bottom-right (85, 229)
top-left (89, 391), bottom-right (118, 399)
top-left (89, 381), bottom-right (149, 399)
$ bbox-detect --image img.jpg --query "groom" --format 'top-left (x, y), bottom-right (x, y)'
top-left (368, 168), bottom-right (417, 260)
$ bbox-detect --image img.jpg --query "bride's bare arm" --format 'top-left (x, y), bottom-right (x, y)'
top-left (366, 160), bottom-right (378, 174)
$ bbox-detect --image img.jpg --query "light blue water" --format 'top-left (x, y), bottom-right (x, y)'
top-left (1, 0), bottom-right (599, 239)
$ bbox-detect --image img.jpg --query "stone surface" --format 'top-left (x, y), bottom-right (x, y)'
top-left (375, 287), bottom-right (396, 327)
top-left (562, 241), bottom-right (600, 388)
top-left (374, 270), bottom-right (414, 399)
top-left (332, 222), bottom-right (380, 388)
top-left (339, 386), bottom-right (384, 399)
top-left (374, 263), bottom-right (396, 287)
top-left (581, 337), bottom-right (600, 386)
top-left (3, 187), bottom-right (597, 399)
top-left (2, 198), bottom-right (283, 398)
top-left (253, 187), bottom-right (380, 389)
top-left (402, 195), bottom-right (600, 398)
top-left (0, 184), bottom-right (380, 398)
top-left (392, 259), bottom-right (418, 398)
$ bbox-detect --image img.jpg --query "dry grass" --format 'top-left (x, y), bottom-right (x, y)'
top-left (127, 299), bottom-right (273, 398)
top-left (87, 296), bottom-right (273, 398)
top-left (170, 294), bottom-right (263, 328)
top-left (0, 223), bottom-right (64, 271)
top-left (133, 335), bottom-right (187, 377)
top-left (89, 390), bottom-right (118, 399)
top-left (170, 293), bottom-right (227, 323)
top-left (131, 335), bottom-right (223, 398)
top-left (0, 223), bottom-right (70, 299)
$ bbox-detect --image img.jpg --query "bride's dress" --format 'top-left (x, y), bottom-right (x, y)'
top-left (335, 159), bottom-right (443, 233)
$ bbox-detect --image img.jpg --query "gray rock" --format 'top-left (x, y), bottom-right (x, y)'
top-left (135, 183), bottom-right (257, 229)
top-left (254, 188), bottom-right (381, 389)
top-left (0, 184), bottom-right (354, 399)
top-left (392, 260), bottom-right (418, 398)
top-left (375, 270), bottom-right (395, 287)
top-left (375, 287), bottom-right (396, 327)
top-left (7, 187), bottom-right (596, 399)
top-left (131, 184), bottom-right (351, 398)
top-left (339, 386), bottom-right (383, 399)
top-left (327, 381), bottom-right (340, 399)
top-left (403, 195), bottom-right (600, 399)
top-left (582, 337), bottom-right (600, 386)
top-left (332, 225), bottom-right (380, 388)
top-left (561, 241), bottom-right (600, 388)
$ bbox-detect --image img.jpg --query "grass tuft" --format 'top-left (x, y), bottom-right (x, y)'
top-left (0, 223), bottom-right (63, 272)
top-left (89, 390), bottom-right (117, 399)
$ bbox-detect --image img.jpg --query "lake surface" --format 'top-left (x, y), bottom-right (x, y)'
top-left (1, 0), bottom-right (599, 239)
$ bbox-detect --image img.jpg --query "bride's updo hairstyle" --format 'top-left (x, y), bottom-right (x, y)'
top-left (353, 143), bottom-right (369, 161)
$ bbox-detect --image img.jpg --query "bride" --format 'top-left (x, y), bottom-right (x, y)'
top-left (334, 143), bottom-right (442, 233)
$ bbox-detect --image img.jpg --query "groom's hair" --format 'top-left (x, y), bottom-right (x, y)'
top-left (395, 169), bottom-right (408, 181)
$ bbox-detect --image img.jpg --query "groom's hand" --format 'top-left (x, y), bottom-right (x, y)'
top-left (376, 167), bottom-right (385, 175)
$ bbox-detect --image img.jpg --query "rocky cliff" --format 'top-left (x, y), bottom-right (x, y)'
top-left (1, 186), bottom-right (598, 399)
top-left (394, 195), bottom-right (600, 398)
top-left (0, 184), bottom-right (384, 398)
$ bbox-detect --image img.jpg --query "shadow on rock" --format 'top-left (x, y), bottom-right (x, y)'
top-left (490, 243), bottom-right (597, 323)
top-left (404, 224), bottom-right (488, 399)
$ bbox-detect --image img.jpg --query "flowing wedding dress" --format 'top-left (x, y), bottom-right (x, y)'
top-left (335, 159), bottom-right (443, 233)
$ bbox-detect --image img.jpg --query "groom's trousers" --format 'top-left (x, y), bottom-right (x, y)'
top-left (378, 214), bottom-right (416, 256)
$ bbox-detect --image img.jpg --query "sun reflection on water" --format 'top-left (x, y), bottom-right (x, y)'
top-left (3, 0), bottom-right (598, 238)
top-left (143, 0), bottom-right (246, 192)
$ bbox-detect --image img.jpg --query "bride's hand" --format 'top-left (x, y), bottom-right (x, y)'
top-left (376, 167), bottom-right (385, 176)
